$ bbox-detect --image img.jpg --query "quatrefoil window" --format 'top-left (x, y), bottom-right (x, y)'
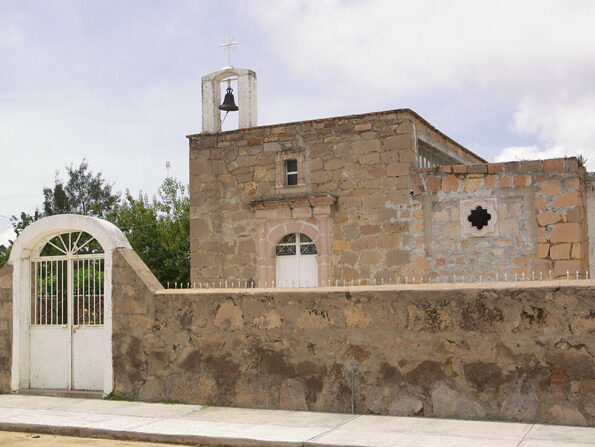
top-left (460, 198), bottom-right (498, 238)
top-left (468, 206), bottom-right (491, 230)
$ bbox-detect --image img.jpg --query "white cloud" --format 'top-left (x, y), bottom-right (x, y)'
top-left (247, 0), bottom-right (595, 98)
top-left (0, 228), bottom-right (15, 248)
top-left (0, 216), bottom-right (14, 247)
top-left (495, 93), bottom-right (595, 169)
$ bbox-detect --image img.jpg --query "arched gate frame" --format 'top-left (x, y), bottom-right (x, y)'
top-left (10, 215), bottom-right (131, 395)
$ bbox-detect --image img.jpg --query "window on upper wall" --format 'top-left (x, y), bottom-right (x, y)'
top-left (286, 159), bottom-right (298, 186)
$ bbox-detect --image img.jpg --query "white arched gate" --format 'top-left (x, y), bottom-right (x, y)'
top-left (10, 214), bottom-right (132, 395)
top-left (30, 231), bottom-right (105, 390)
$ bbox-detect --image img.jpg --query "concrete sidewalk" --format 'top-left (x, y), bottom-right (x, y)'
top-left (0, 394), bottom-right (593, 447)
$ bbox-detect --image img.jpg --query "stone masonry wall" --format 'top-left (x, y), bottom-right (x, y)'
top-left (188, 109), bottom-right (485, 284)
top-left (0, 264), bottom-right (13, 393)
top-left (112, 250), bottom-right (594, 425)
top-left (413, 157), bottom-right (589, 279)
top-left (188, 108), bottom-right (588, 285)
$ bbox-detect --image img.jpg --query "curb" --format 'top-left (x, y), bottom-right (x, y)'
top-left (0, 423), bottom-right (307, 447)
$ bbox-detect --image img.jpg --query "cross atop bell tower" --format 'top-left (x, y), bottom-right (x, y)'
top-left (201, 38), bottom-right (257, 133)
top-left (218, 35), bottom-right (238, 69)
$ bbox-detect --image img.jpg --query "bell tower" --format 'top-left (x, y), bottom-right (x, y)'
top-left (201, 37), bottom-right (257, 133)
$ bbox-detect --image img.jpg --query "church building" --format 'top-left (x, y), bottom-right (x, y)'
top-left (188, 64), bottom-right (591, 287)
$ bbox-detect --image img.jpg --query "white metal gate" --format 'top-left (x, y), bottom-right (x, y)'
top-left (275, 233), bottom-right (318, 287)
top-left (29, 231), bottom-right (105, 391)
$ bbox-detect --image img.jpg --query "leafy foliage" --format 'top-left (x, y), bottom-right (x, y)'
top-left (0, 161), bottom-right (190, 286)
top-left (43, 159), bottom-right (119, 217)
top-left (109, 177), bottom-right (190, 286)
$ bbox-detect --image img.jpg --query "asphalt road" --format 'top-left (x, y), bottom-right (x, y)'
top-left (0, 431), bottom-right (183, 447)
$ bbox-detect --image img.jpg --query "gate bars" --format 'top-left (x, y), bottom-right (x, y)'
top-left (32, 256), bottom-right (105, 326)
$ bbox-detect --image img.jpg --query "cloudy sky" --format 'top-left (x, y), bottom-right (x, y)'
top-left (2, 0), bottom-right (595, 244)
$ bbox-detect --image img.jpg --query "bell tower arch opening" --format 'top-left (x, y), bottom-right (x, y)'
top-left (201, 38), bottom-right (257, 133)
top-left (202, 67), bottom-right (257, 133)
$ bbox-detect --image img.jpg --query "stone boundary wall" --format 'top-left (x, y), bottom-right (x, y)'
top-left (0, 264), bottom-right (12, 392)
top-left (413, 157), bottom-right (589, 278)
top-left (112, 249), bottom-right (594, 426)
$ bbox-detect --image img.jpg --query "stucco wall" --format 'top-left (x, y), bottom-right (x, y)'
top-left (0, 264), bottom-right (13, 393)
top-left (414, 158), bottom-right (589, 279)
top-left (112, 248), bottom-right (595, 426)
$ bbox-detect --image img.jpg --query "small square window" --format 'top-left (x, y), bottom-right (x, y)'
top-left (286, 159), bottom-right (298, 186)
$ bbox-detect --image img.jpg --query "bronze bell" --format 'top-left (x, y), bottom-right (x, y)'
top-left (219, 86), bottom-right (239, 111)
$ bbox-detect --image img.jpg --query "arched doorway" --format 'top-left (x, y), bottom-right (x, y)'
top-left (30, 231), bottom-right (105, 390)
top-left (275, 233), bottom-right (318, 287)
top-left (10, 215), bottom-right (131, 395)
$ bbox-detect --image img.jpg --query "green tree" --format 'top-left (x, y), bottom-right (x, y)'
top-left (2, 162), bottom-right (190, 285)
top-left (43, 159), bottom-right (119, 217)
top-left (0, 245), bottom-right (9, 269)
top-left (108, 176), bottom-right (190, 286)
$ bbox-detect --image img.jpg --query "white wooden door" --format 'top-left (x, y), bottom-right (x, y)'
top-left (29, 232), bottom-right (105, 391)
top-left (275, 233), bottom-right (318, 287)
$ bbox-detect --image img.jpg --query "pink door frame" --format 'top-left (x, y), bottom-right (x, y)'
top-left (252, 196), bottom-right (335, 286)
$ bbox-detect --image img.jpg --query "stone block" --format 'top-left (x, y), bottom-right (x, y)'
top-left (263, 142), bottom-right (281, 152)
top-left (544, 158), bottom-right (564, 172)
top-left (514, 175), bottom-right (532, 187)
top-left (352, 139), bottom-right (381, 154)
top-left (463, 178), bottom-right (481, 192)
top-left (550, 243), bottom-right (571, 260)
top-left (431, 381), bottom-right (486, 419)
top-left (467, 164), bottom-right (487, 174)
top-left (571, 242), bottom-right (582, 259)
top-left (361, 225), bottom-right (381, 235)
top-left (213, 300), bottom-right (244, 330)
top-left (310, 170), bottom-right (329, 184)
top-left (504, 161), bottom-right (520, 174)
top-left (488, 163), bottom-right (505, 174)
top-left (396, 119), bottom-right (414, 134)
top-left (324, 159), bottom-right (345, 170)
top-left (399, 150), bottom-right (417, 163)
top-left (566, 157), bottom-right (580, 173)
top-left (519, 160), bottom-right (542, 173)
top-left (323, 136), bottom-right (341, 144)
top-left (500, 377), bottom-right (538, 421)
top-left (384, 134), bottom-right (413, 151)
top-left (499, 176), bottom-right (512, 188)
top-left (426, 176), bottom-right (441, 193)
top-left (550, 222), bottom-right (582, 243)
top-left (385, 249), bottom-right (410, 265)
top-left (537, 243), bottom-right (550, 258)
top-left (354, 123), bottom-right (372, 132)
top-left (553, 191), bottom-right (580, 208)
top-left (535, 197), bottom-right (546, 210)
top-left (360, 152), bottom-right (381, 165)
top-left (360, 250), bottom-right (381, 265)
top-left (537, 211), bottom-right (561, 226)
top-left (453, 165), bottom-right (467, 174)
top-left (387, 162), bottom-right (410, 177)
top-left (541, 180), bottom-right (562, 196)
top-left (442, 174), bottom-right (459, 192)
top-left (279, 379), bottom-right (308, 411)
top-left (564, 177), bottom-right (580, 190)
top-left (554, 260), bottom-right (583, 277)
top-left (485, 175), bottom-right (497, 189)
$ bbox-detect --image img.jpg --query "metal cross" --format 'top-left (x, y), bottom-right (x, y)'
top-left (218, 35), bottom-right (239, 68)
